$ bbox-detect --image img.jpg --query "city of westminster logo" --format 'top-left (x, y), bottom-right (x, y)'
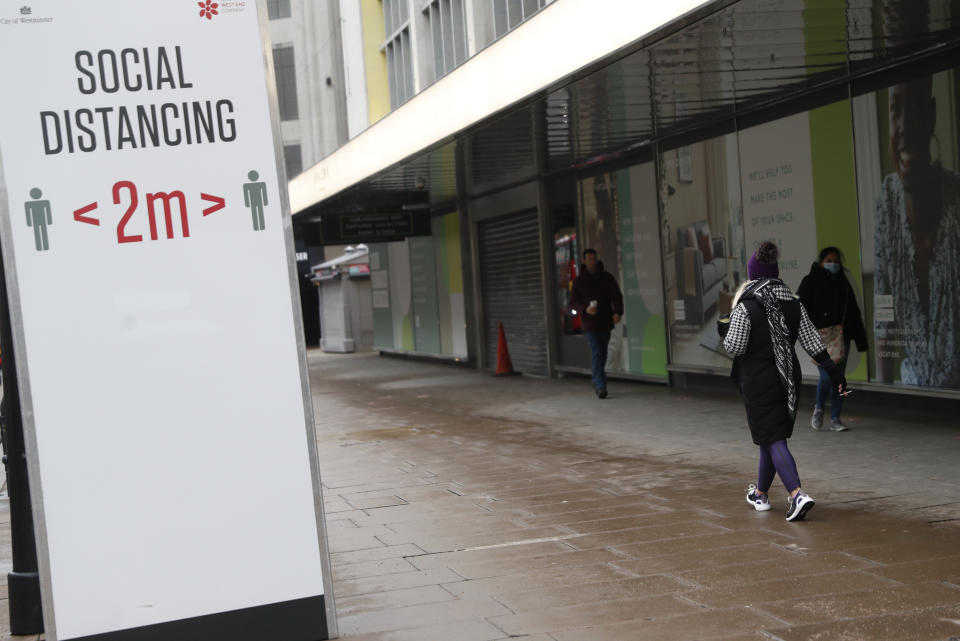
top-left (20, 6), bottom-right (31, 14)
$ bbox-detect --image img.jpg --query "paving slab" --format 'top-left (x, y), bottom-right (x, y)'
top-left (335, 597), bottom-right (512, 636)
top-left (488, 593), bottom-right (697, 636)
top-left (547, 607), bottom-right (778, 640)
top-left (331, 544), bottom-right (427, 567)
top-left (335, 567), bottom-right (466, 599)
top-left (335, 584), bottom-right (456, 616)
top-left (758, 581), bottom-right (960, 627)
top-left (764, 604), bottom-right (960, 641)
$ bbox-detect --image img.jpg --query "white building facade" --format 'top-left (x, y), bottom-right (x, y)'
top-left (268, 0), bottom-right (349, 179)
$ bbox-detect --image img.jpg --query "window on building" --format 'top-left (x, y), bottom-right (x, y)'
top-left (381, 0), bottom-right (414, 108)
top-left (267, 0), bottom-right (291, 20)
top-left (273, 45), bottom-right (299, 121)
top-left (493, 0), bottom-right (552, 39)
top-left (424, 0), bottom-right (467, 82)
top-left (284, 144), bottom-right (302, 179)
top-left (382, 0), bottom-right (409, 38)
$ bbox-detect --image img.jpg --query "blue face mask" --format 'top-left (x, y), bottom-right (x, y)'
top-left (822, 262), bottom-right (841, 274)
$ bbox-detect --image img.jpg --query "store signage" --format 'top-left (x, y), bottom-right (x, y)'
top-left (319, 211), bottom-right (432, 244)
top-left (0, 2), bottom-right (335, 640)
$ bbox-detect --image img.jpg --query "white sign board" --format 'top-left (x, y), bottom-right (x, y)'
top-left (0, 2), bottom-right (335, 640)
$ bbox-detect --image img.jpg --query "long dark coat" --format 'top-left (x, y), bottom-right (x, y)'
top-left (734, 295), bottom-right (804, 446)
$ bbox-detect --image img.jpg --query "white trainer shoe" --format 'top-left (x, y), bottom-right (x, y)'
top-left (745, 484), bottom-right (772, 511)
top-left (785, 489), bottom-right (815, 521)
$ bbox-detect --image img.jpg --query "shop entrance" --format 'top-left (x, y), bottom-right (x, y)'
top-left (478, 210), bottom-right (548, 376)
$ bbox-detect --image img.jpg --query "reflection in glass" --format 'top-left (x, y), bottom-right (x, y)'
top-left (659, 134), bottom-right (743, 369)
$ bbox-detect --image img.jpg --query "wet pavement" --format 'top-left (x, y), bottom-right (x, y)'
top-left (1, 350), bottom-right (959, 640)
top-left (310, 351), bottom-right (960, 641)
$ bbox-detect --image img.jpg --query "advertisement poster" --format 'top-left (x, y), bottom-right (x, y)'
top-left (854, 64), bottom-right (960, 389)
top-left (616, 163), bottom-right (667, 378)
top-left (0, 2), bottom-right (334, 639)
top-left (738, 112), bottom-right (819, 292)
top-left (738, 107), bottom-right (869, 381)
top-left (410, 235), bottom-right (440, 353)
top-left (658, 133), bottom-right (745, 369)
top-left (432, 211), bottom-right (468, 357)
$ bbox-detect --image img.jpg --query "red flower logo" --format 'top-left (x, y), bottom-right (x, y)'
top-left (198, 0), bottom-right (219, 19)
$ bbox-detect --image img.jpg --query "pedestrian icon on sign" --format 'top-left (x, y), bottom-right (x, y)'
top-left (243, 170), bottom-right (268, 231)
top-left (25, 187), bottom-right (53, 251)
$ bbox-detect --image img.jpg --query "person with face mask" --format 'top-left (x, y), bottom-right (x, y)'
top-left (797, 248), bottom-right (868, 431)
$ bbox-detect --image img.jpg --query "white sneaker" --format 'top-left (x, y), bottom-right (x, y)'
top-left (785, 490), bottom-right (815, 521)
top-left (745, 484), bottom-right (772, 511)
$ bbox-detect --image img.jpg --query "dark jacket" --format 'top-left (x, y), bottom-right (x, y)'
top-left (796, 262), bottom-right (868, 352)
top-left (570, 261), bottom-right (624, 332)
top-left (719, 280), bottom-right (843, 445)
top-left (737, 294), bottom-right (805, 444)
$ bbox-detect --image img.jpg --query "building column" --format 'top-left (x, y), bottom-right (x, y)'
top-left (533, 102), bottom-right (560, 376)
top-left (456, 138), bottom-right (482, 369)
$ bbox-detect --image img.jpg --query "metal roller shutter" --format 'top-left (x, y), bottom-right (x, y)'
top-left (478, 211), bottom-right (548, 376)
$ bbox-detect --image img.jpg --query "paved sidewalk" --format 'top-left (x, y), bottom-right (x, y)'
top-left (1, 350), bottom-right (959, 640)
top-left (311, 351), bottom-right (960, 641)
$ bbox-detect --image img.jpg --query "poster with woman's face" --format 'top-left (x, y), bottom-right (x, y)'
top-left (854, 62), bottom-right (960, 390)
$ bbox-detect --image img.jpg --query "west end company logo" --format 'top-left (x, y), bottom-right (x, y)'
top-left (196, 0), bottom-right (247, 18)
top-left (20, 6), bottom-right (30, 15)
top-left (198, 0), bottom-right (219, 20)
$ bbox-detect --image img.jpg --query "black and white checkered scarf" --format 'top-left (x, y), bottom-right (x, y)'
top-left (753, 279), bottom-right (797, 418)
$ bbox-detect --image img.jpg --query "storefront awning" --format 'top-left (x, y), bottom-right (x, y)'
top-left (293, 0), bottom-right (960, 217)
top-left (289, 0), bottom-right (711, 214)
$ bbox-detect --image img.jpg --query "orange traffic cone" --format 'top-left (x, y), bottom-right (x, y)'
top-left (494, 322), bottom-right (519, 376)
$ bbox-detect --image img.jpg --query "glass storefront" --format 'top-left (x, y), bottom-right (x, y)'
top-left (556, 57), bottom-right (960, 393)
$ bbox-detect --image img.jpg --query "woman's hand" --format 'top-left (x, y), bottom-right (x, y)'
top-left (717, 314), bottom-right (731, 338)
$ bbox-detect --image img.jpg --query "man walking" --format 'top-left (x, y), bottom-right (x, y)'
top-left (570, 248), bottom-right (623, 398)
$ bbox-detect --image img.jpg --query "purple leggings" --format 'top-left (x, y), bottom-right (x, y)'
top-left (757, 440), bottom-right (801, 494)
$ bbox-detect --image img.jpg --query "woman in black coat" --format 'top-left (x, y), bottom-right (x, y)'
top-left (718, 242), bottom-right (847, 521)
top-left (797, 247), bottom-right (868, 432)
